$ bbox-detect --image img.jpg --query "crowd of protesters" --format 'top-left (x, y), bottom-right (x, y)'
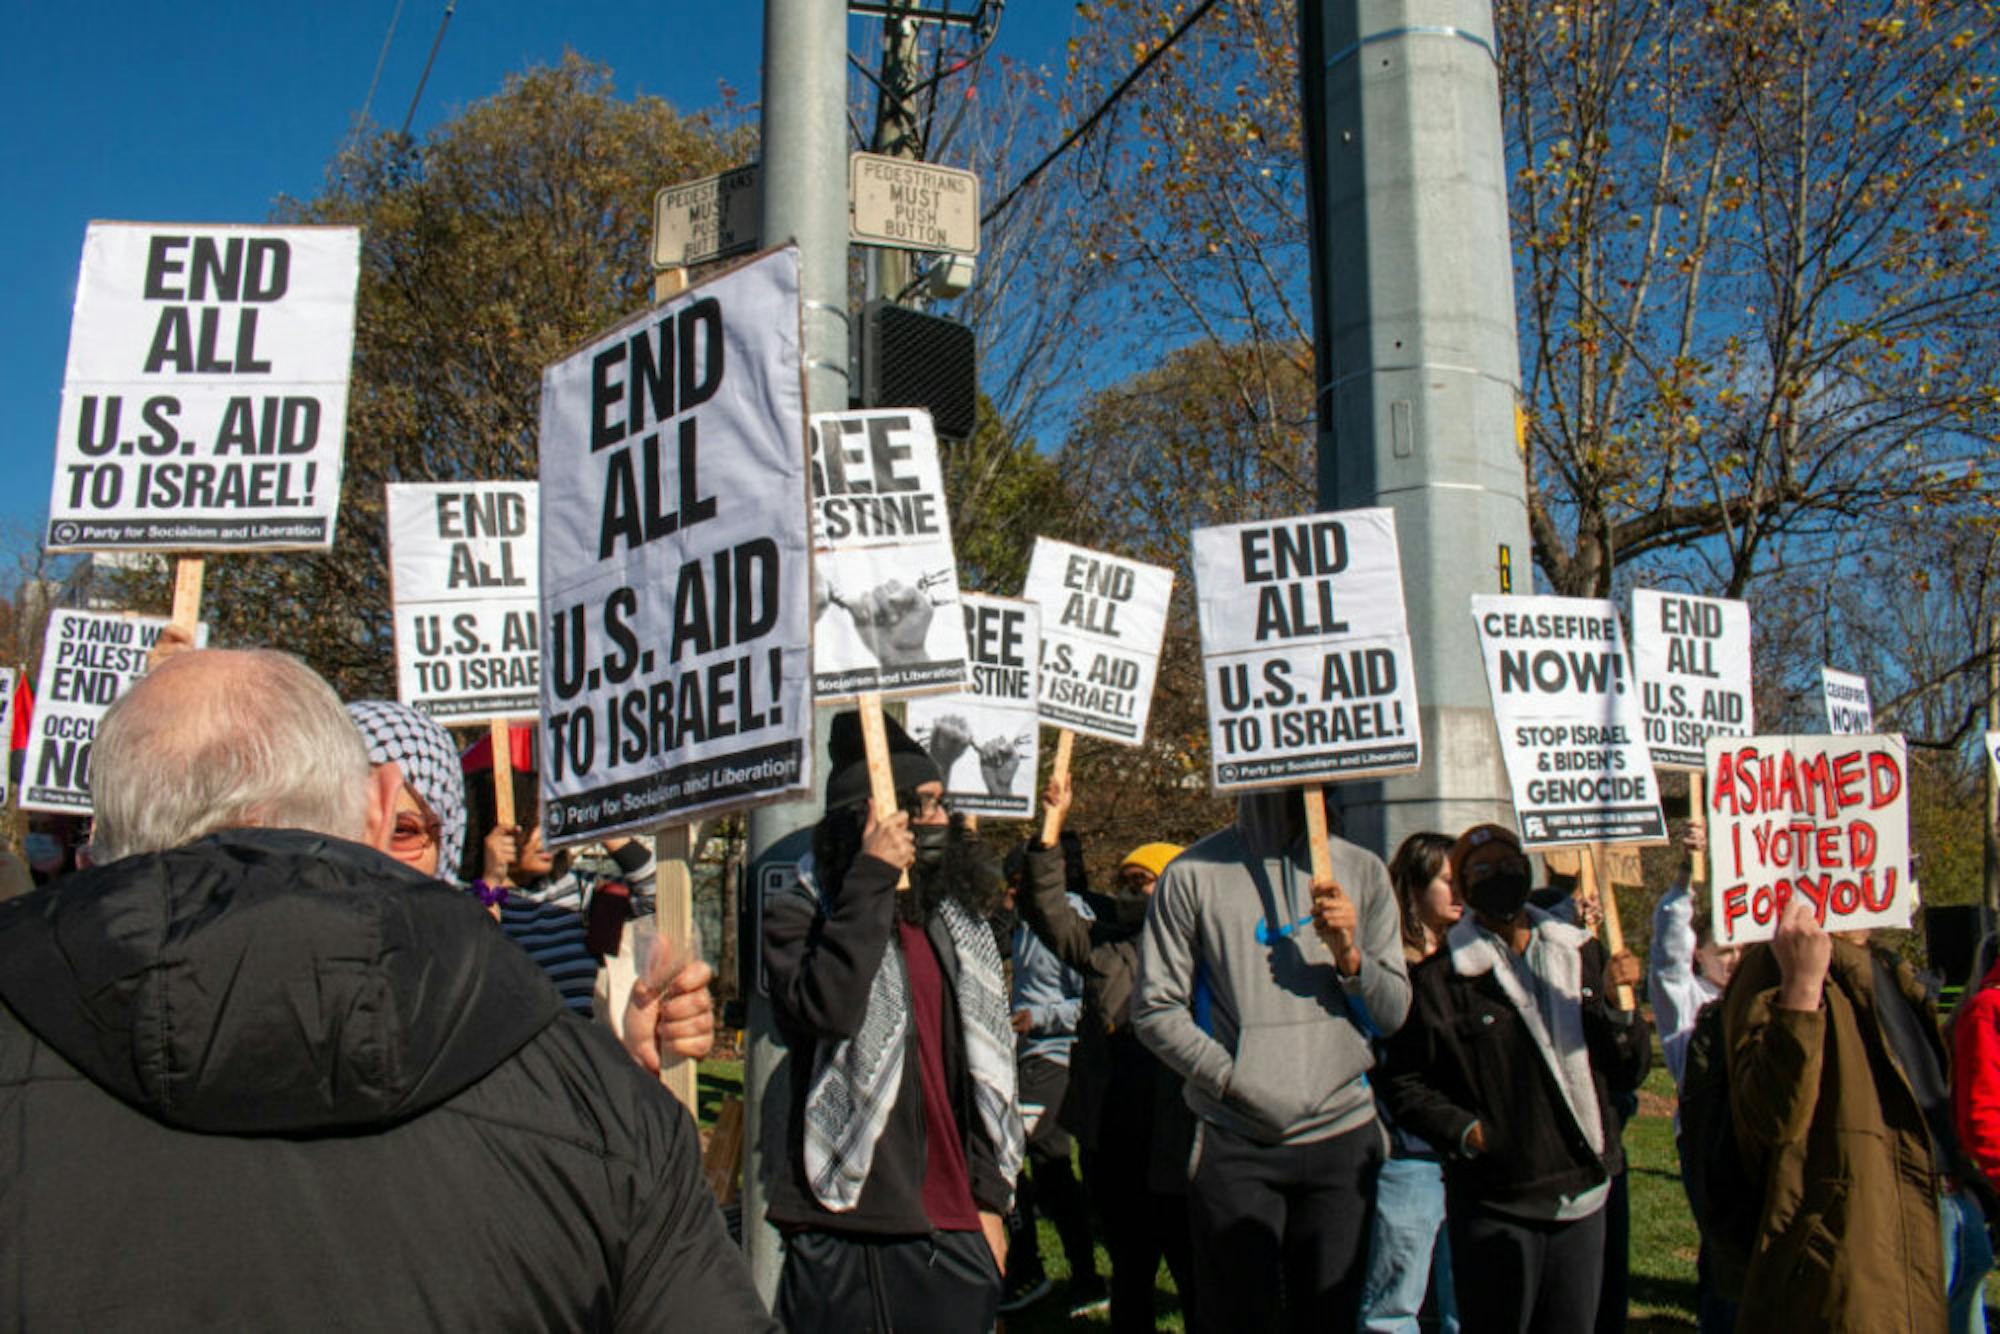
top-left (2, 642), bottom-right (1997, 1332)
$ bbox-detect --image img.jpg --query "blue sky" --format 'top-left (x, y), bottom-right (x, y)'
top-left (3, 1), bottom-right (1072, 547)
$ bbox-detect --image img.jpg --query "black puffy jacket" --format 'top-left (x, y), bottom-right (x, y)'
top-left (0, 829), bottom-right (773, 1332)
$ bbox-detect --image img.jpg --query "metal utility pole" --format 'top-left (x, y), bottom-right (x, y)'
top-left (1985, 607), bottom-right (1997, 913)
top-left (743, 0), bottom-right (849, 1302)
top-left (1299, 0), bottom-right (1529, 856)
top-left (871, 11), bottom-right (923, 303)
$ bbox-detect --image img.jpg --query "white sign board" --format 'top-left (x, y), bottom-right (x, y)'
top-left (388, 482), bottom-right (540, 722)
top-left (1022, 538), bottom-right (1174, 745)
top-left (1471, 595), bottom-right (1667, 848)
top-left (1631, 589), bottom-right (1755, 771)
top-left (22, 610), bottom-right (208, 814)
top-left (849, 152), bottom-right (980, 255)
top-left (809, 408), bottom-right (969, 702)
top-left (1193, 508), bottom-right (1420, 790)
top-left (906, 596), bottom-right (1042, 819)
top-left (1822, 667), bottom-right (1874, 735)
top-left (47, 222), bottom-right (360, 552)
top-left (1705, 734), bottom-right (1912, 945)
top-left (1987, 731), bottom-right (2000, 791)
top-left (0, 668), bottom-right (13, 809)
top-left (654, 164), bottom-right (762, 269)
top-left (537, 246), bottom-right (814, 846)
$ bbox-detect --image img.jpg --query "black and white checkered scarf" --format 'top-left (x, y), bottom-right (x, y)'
top-left (346, 700), bottom-right (467, 882)
top-left (793, 852), bottom-right (1022, 1213)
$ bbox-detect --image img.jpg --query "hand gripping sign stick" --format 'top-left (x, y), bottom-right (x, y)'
top-left (651, 823), bottom-right (701, 1111)
top-left (1579, 848), bottom-right (1635, 1011)
top-left (859, 693), bottom-right (911, 891)
top-left (1038, 729), bottom-right (1076, 844)
top-left (1302, 787), bottom-right (1362, 970)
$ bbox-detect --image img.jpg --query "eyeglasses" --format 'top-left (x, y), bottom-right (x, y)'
top-left (391, 808), bottom-right (442, 852)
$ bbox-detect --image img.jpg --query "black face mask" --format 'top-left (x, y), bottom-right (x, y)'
top-left (1465, 869), bottom-right (1533, 922)
top-left (911, 823), bottom-right (952, 882)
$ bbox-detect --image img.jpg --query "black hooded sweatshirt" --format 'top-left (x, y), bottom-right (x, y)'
top-left (0, 829), bottom-right (773, 1332)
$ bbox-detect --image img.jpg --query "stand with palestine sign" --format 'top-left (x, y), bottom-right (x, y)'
top-left (1471, 595), bottom-right (1666, 1008)
top-left (1193, 507), bottom-right (1421, 897)
top-left (46, 222), bottom-right (361, 638)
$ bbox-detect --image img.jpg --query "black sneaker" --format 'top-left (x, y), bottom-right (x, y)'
top-left (997, 1273), bottom-right (1052, 1313)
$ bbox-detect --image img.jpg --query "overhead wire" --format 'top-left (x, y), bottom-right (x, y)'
top-left (346, 0), bottom-right (408, 159)
top-left (979, 0), bottom-right (1221, 227)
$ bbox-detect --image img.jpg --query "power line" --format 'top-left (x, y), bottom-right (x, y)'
top-left (979, 0), bottom-right (1221, 227)
top-left (398, 0), bottom-right (459, 141)
top-left (346, 0), bottom-right (407, 157)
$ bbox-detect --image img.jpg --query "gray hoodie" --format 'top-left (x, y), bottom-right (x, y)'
top-left (1134, 791), bottom-right (1411, 1147)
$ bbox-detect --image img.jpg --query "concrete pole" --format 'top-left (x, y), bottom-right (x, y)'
top-left (743, 0), bottom-right (849, 1301)
top-left (1301, 0), bottom-right (1529, 858)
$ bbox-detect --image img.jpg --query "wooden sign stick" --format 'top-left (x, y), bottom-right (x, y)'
top-left (1688, 770), bottom-right (1707, 885)
top-left (857, 692), bottom-right (909, 890)
top-left (1038, 728), bottom-right (1075, 845)
top-left (170, 557), bottom-right (204, 634)
top-left (1582, 846), bottom-right (1635, 1011)
top-left (490, 718), bottom-right (517, 830)
top-left (1303, 786), bottom-right (1339, 891)
top-left (655, 822), bottom-right (700, 1111)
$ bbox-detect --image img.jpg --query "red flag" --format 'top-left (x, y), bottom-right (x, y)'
top-left (10, 671), bottom-right (31, 754)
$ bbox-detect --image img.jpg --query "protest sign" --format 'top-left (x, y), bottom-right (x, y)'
top-left (0, 667), bottom-right (13, 808)
top-left (906, 595), bottom-right (1041, 818)
top-left (1822, 667), bottom-right (1874, 735)
top-left (1987, 731), bottom-right (2000, 790)
top-left (1022, 538), bottom-right (1174, 745)
top-left (1471, 595), bottom-right (1667, 848)
top-left (1631, 589), bottom-right (1754, 771)
top-left (388, 482), bottom-right (540, 722)
top-left (536, 246), bottom-right (814, 846)
top-left (1192, 508), bottom-right (1420, 791)
top-left (808, 408), bottom-right (968, 701)
top-left (22, 610), bottom-right (208, 814)
top-left (1705, 734), bottom-right (1911, 945)
top-left (47, 223), bottom-right (360, 553)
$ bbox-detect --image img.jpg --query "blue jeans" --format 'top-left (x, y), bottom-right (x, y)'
top-left (1360, 1155), bottom-right (1458, 1334)
top-left (1943, 1188), bottom-right (1992, 1334)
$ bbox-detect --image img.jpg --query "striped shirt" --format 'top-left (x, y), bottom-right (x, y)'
top-left (498, 844), bottom-right (656, 1017)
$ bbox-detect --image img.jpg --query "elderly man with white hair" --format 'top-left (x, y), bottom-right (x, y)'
top-left (0, 648), bottom-right (773, 1330)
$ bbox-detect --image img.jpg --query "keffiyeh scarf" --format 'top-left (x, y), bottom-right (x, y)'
top-left (794, 853), bottom-right (1023, 1213)
top-left (346, 699), bottom-right (468, 882)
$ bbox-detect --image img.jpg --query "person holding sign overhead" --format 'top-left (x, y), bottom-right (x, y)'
top-left (763, 711), bottom-right (1022, 1332)
top-left (1380, 824), bottom-right (1649, 1334)
top-left (1133, 787), bottom-right (1409, 1332)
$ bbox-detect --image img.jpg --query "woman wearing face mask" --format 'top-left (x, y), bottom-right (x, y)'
top-left (1379, 825), bottom-right (1649, 1334)
top-left (1016, 775), bottom-right (1195, 1332)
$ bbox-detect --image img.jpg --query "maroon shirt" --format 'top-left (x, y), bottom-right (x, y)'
top-left (897, 920), bottom-right (980, 1230)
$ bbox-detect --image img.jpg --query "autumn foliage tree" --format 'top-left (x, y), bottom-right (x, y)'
top-left (169, 55), bottom-right (745, 698)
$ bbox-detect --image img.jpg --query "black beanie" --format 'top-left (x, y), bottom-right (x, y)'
top-left (825, 710), bottom-right (942, 811)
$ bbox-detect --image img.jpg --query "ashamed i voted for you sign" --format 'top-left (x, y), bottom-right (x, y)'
top-left (536, 246), bottom-right (813, 845)
top-left (388, 482), bottom-right (540, 722)
top-left (1471, 595), bottom-right (1668, 848)
top-left (1022, 537), bottom-right (1174, 744)
top-left (1631, 589), bottom-right (1754, 771)
top-left (809, 408), bottom-right (969, 702)
top-left (48, 222), bottom-right (360, 552)
top-left (906, 595), bottom-right (1042, 819)
top-left (1705, 734), bottom-right (1912, 945)
top-left (23, 610), bottom-right (209, 815)
top-left (1193, 509), bottom-right (1420, 790)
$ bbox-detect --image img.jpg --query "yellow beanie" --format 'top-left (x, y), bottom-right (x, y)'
top-left (1120, 843), bottom-right (1183, 879)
